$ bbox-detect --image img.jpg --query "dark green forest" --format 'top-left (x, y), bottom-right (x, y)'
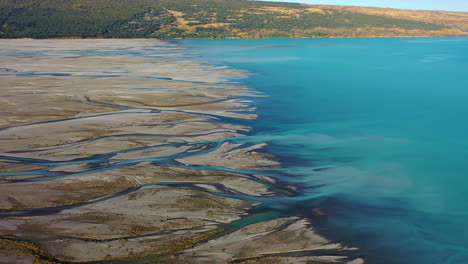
top-left (0, 0), bottom-right (464, 39)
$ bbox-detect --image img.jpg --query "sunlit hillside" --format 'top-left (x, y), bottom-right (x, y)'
top-left (1, 0), bottom-right (467, 38)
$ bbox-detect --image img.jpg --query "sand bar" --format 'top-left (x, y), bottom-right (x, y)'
top-left (0, 39), bottom-right (363, 263)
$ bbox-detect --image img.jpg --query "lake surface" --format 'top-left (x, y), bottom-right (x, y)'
top-left (177, 37), bottom-right (468, 264)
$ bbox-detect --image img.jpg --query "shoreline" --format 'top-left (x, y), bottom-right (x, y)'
top-left (0, 39), bottom-right (363, 263)
top-left (2, 35), bottom-right (468, 41)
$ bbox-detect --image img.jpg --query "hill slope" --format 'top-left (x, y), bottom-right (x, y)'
top-left (0, 0), bottom-right (467, 39)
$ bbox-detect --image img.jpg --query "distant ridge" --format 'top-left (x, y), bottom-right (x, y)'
top-left (1, 0), bottom-right (467, 39)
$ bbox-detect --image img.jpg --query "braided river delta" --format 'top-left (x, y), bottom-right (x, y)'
top-left (1, 37), bottom-right (468, 264)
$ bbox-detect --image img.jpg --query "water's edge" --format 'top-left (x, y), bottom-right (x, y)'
top-left (0, 39), bottom-right (363, 263)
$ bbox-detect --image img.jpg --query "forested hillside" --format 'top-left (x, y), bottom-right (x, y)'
top-left (1, 0), bottom-right (467, 38)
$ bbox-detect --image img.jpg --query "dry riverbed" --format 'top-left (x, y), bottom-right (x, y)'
top-left (0, 39), bottom-right (363, 263)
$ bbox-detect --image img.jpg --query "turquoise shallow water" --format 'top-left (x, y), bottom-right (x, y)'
top-left (177, 38), bottom-right (468, 263)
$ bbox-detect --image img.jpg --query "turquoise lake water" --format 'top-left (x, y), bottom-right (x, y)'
top-left (177, 38), bottom-right (468, 264)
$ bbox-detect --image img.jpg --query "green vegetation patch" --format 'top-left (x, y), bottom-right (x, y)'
top-left (0, 0), bottom-right (453, 39)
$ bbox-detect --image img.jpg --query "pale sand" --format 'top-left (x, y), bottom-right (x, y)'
top-left (0, 39), bottom-right (363, 263)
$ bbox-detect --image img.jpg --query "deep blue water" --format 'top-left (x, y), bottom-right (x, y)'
top-left (177, 38), bottom-right (468, 264)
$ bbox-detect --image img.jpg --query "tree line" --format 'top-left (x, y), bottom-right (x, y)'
top-left (0, 0), bottom-right (450, 39)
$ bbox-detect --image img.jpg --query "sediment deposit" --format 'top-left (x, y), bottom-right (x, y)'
top-left (0, 39), bottom-right (363, 263)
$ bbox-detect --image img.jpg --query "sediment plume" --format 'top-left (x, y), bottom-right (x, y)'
top-left (0, 39), bottom-right (363, 263)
